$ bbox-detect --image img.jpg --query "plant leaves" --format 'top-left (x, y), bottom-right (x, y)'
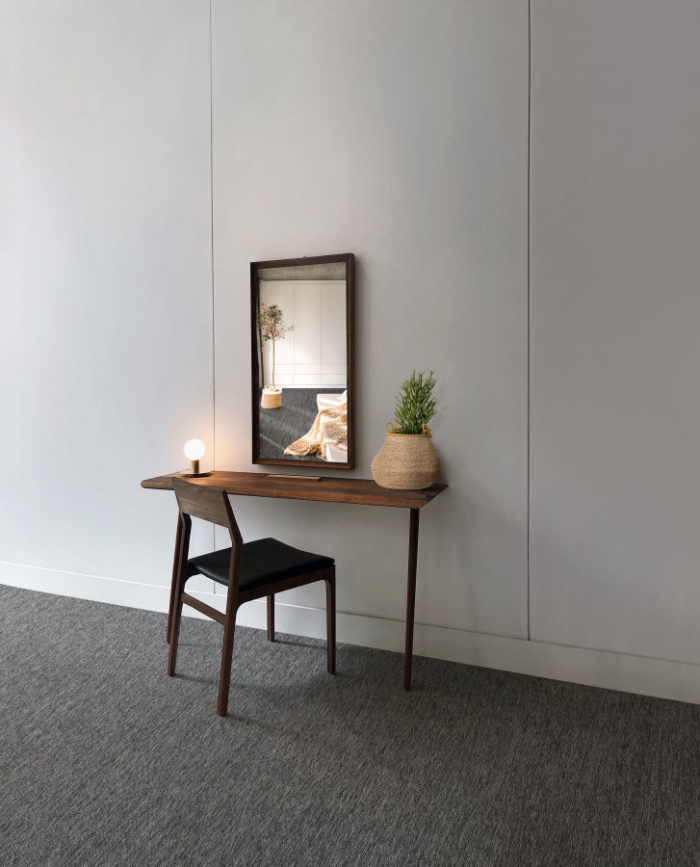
top-left (392, 369), bottom-right (437, 434)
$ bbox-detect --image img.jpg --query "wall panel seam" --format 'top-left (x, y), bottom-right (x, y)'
top-left (526, 0), bottom-right (532, 641)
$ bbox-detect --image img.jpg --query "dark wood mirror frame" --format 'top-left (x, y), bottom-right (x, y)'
top-left (250, 253), bottom-right (355, 470)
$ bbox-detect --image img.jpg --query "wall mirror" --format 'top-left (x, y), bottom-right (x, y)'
top-left (251, 253), bottom-right (354, 469)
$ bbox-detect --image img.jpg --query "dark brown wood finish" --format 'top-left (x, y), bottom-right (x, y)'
top-left (166, 512), bottom-right (183, 643)
top-left (145, 470), bottom-right (447, 691)
top-left (172, 477), bottom-right (241, 534)
top-left (167, 512), bottom-right (191, 677)
top-left (180, 593), bottom-right (226, 625)
top-left (404, 509), bottom-right (420, 691)
top-left (166, 478), bottom-right (337, 716)
top-left (325, 576), bottom-right (336, 675)
top-left (143, 470), bottom-right (446, 509)
top-left (250, 253), bottom-right (355, 470)
top-left (267, 594), bottom-right (275, 641)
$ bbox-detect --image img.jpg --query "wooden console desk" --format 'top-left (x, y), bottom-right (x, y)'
top-left (141, 471), bottom-right (447, 690)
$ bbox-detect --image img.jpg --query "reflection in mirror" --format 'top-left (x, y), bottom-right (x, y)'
top-left (251, 254), bottom-right (354, 469)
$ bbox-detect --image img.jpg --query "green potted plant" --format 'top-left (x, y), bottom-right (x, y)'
top-left (371, 370), bottom-right (440, 490)
top-left (258, 303), bottom-right (292, 409)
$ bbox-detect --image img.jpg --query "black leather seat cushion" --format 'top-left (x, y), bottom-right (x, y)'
top-left (187, 538), bottom-right (334, 592)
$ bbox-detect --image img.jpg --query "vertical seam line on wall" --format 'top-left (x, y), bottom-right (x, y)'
top-left (209, 0), bottom-right (216, 560)
top-left (526, 0), bottom-right (532, 641)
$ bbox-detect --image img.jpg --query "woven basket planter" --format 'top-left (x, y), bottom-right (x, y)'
top-left (371, 424), bottom-right (440, 490)
top-left (261, 387), bottom-right (282, 409)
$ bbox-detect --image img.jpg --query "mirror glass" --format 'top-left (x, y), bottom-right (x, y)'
top-left (251, 254), bottom-right (354, 468)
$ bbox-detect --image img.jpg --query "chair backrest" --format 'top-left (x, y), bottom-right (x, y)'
top-left (172, 477), bottom-right (243, 546)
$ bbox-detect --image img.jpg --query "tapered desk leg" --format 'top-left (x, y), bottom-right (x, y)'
top-left (404, 508), bottom-right (420, 691)
top-left (167, 513), bottom-right (183, 643)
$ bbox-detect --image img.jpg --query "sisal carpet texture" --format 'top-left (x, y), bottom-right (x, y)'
top-left (259, 387), bottom-right (341, 461)
top-left (2, 585), bottom-right (700, 867)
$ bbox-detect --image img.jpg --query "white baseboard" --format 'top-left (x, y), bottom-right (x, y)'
top-left (3, 560), bottom-right (700, 706)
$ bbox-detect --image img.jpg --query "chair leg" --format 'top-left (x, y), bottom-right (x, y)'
top-left (267, 594), bottom-right (275, 642)
top-left (167, 591), bottom-right (184, 677)
top-left (217, 606), bottom-right (238, 716)
top-left (325, 571), bottom-right (336, 675)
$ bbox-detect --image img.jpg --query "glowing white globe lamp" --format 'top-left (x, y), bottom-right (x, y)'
top-left (181, 438), bottom-right (210, 477)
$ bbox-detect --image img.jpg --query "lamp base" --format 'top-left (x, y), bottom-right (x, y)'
top-left (180, 469), bottom-right (212, 478)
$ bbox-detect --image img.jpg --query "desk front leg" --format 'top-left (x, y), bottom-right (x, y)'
top-left (404, 508), bottom-right (420, 690)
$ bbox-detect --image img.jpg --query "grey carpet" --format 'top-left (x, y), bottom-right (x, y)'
top-left (259, 387), bottom-right (343, 461)
top-left (2, 585), bottom-right (700, 867)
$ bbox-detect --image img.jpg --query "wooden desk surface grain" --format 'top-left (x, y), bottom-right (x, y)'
top-left (141, 471), bottom-right (447, 509)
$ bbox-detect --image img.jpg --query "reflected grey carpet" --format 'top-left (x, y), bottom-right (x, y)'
top-left (259, 387), bottom-right (342, 461)
top-left (2, 584), bottom-right (700, 867)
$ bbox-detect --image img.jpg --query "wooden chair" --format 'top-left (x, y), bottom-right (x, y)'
top-left (167, 477), bottom-right (336, 715)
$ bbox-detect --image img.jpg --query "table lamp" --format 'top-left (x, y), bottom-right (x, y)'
top-left (181, 438), bottom-right (211, 477)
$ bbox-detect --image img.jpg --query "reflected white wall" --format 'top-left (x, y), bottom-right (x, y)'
top-left (259, 281), bottom-right (347, 388)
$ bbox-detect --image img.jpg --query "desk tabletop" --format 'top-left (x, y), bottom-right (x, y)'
top-left (141, 471), bottom-right (447, 509)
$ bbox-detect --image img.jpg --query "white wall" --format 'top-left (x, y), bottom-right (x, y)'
top-left (259, 280), bottom-right (347, 388)
top-left (530, 0), bottom-right (700, 666)
top-left (3, 0), bottom-right (700, 705)
top-left (212, 0), bottom-right (530, 639)
top-left (0, 0), bottom-right (216, 597)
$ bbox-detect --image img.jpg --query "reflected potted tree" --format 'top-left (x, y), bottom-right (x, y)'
top-left (259, 303), bottom-right (293, 409)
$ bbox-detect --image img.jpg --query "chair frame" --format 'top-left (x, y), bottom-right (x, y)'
top-left (166, 478), bottom-right (336, 716)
